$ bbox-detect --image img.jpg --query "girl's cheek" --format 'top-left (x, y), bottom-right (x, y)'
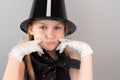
top-left (33, 35), bottom-right (43, 40)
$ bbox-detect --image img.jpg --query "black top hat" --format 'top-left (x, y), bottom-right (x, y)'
top-left (20, 0), bottom-right (76, 35)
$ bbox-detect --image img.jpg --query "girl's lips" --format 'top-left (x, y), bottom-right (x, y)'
top-left (46, 42), bottom-right (57, 45)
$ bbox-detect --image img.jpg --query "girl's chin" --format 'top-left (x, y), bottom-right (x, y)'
top-left (42, 46), bottom-right (56, 51)
top-left (40, 43), bottom-right (59, 51)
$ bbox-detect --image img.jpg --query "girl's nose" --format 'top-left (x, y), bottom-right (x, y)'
top-left (46, 29), bottom-right (55, 39)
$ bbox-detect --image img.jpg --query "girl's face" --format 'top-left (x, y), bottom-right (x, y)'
top-left (28, 20), bottom-right (65, 51)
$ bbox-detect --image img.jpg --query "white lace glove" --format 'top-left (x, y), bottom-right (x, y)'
top-left (9, 39), bottom-right (44, 62)
top-left (56, 39), bottom-right (93, 57)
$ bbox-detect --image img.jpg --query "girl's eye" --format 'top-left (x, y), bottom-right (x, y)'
top-left (54, 26), bottom-right (61, 30)
top-left (39, 26), bottom-right (47, 29)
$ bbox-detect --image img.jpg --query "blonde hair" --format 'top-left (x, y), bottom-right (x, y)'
top-left (24, 32), bottom-right (35, 80)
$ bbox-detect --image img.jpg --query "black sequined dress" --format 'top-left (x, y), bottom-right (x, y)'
top-left (29, 50), bottom-right (80, 80)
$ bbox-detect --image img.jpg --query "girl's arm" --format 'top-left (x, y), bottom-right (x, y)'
top-left (3, 56), bottom-right (25, 80)
top-left (69, 52), bottom-right (80, 80)
top-left (69, 53), bottom-right (93, 80)
top-left (3, 39), bottom-right (43, 80)
top-left (57, 39), bottom-right (93, 80)
top-left (78, 54), bottom-right (93, 80)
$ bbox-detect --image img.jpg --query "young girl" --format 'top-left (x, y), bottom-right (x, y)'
top-left (3, 18), bottom-right (93, 80)
top-left (3, 0), bottom-right (93, 80)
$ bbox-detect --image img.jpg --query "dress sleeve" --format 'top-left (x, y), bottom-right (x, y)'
top-left (80, 42), bottom-right (94, 57)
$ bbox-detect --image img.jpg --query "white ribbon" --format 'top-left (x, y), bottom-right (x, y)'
top-left (46, 0), bottom-right (51, 16)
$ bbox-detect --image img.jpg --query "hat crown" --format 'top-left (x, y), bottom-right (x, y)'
top-left (30, 0), bottom-right (67, 19)
top-left (20, 0), bottom-right (76, 35)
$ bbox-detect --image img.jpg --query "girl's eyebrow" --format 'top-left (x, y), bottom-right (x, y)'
top-left (54, 23), bottom-right (64, 26)
top-left (36, 22), bottom-right (63, 25)
top-left (56, 23), bottom-right (62, 25)
top-left (37, 22), bottom-right (48, 25)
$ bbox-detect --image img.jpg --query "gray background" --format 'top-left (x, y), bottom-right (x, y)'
top-left (0, 0), bottom-right (120, 80)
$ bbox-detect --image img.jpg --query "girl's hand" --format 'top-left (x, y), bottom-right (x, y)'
top-left (56, 38), bottom-right (93, 57)
top-left (9, 39), bottom-right (44, 62)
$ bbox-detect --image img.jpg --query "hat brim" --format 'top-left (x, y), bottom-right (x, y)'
top-left (20, 17), bottom-right (76, 35)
